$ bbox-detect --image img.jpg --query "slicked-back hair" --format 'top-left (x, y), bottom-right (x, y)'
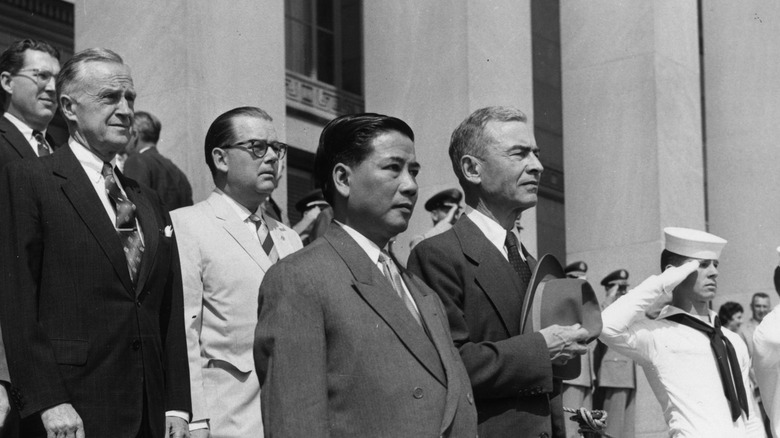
top-left (314, 113), bottom-right (414, 205)
top-left (0, 39), bottom-right (61, 106)
top-left (204, 106), bottom-right (273, 176)
top-left (718, 301), bottom-right (743, 326)
top-left (133, 111), bottom-right (161, 144)
top-left (449, 106), bottom-right (528, 184)
top-left (56, 48), bottom-right (124, 106)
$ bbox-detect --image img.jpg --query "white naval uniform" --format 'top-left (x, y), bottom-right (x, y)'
top-left (600, 274), bottom-right (750, 438)
top-left (753, 305), bottom-right (780, 438)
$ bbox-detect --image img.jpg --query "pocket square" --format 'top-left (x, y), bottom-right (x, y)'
top-left (164, 225), bottom-right (173, 237)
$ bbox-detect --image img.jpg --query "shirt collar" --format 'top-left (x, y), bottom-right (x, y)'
top-left (69, 137), bottom-right (116, 184)
top-left (3, 112), bottom-right (43, 141)
top-left (334, 221), bottom-right (382, 265)
top-left (214, 188), bottom-right (259, 223)
top-left (658, 305), bottom-right (717, 326)
top-left (465, 206), bottom-right (511, 253)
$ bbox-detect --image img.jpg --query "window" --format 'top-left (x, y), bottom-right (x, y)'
top-left (285, 0), bottom-right (364, 119)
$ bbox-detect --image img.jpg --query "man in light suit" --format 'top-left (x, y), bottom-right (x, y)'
top-left (254, 113), bottom-right (478, 437)
top-left (408, 106), bottom-right (589, 438)
top-left (0, 48), bottom-right (190, 438)
top-left (0, 38), bottom-right (61, 436)
top-left (172, 107), bottom-right (302, 437)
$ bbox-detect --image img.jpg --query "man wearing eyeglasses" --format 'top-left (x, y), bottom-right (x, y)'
top-left (170, 106), bottom-right (302, 437)
top-left (593, 269), bottom-right (636, 438)
top-left (0, 39), bottom-right (60, 168)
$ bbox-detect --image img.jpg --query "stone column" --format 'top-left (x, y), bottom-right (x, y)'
top-left (702, 1), bottom-right (780, 307)
top-left (363, 1), bottom-right (537, 261)
top-left (560, 1), bottom-right (703, 436)
top-left (74, 0), bottom-right (287, 206)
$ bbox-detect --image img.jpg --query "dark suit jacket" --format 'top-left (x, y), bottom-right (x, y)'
top-left (254, 224), bottom-right (478, 437)
top-left (123, 147), bottom-right (193, 211)
top-left (0, 116), bottom-right (55, 169)
top-left (408, 215), bottom-right (562, 438)
top-left (0, 144), bottom-right (191, 438)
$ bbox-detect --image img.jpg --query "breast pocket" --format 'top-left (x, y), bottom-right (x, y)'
top-left (50, 339), bottom-right (89, 366)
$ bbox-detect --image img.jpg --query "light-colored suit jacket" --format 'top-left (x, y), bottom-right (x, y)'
top-left (171, 190), bottom-right (302, 436)
top-left (254, 224), bottom-right (477, 437)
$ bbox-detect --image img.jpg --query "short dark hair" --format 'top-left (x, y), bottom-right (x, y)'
top-left (0, 39), bottom-right (61, 107)
top-left (751, 292), bottom-right (770, 304)
top-left (718, 301), bottom-right (743, 326)
top-left (314, 113), bottom-right (414, 204)
top-left (204, 106), bottom-right (273, 176)
top-left (660, 249), bottom-right (691, 271)
top-left (133, 111), bottom-right (161, 143)
top-left (57, 48), bottom-right (123, 107)
top-left (449, 106), bottom-right (527, 185)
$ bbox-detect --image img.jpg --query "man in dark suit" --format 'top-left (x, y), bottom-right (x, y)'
top-left (0, 38), bottom-right (62, 435)
top-left (408, 106), bottom-right (589, 438)
top-left (0, 48), bottom-right (190, 438)
top-left (254, 113), bottom-right (477, 437)
top-left (123, 111), bottom-right (193, 211)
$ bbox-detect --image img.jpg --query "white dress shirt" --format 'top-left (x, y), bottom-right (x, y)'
top-left (214, 187), bottom-right (264, 243)
top-left (753, 305), bottom-right (780, 438)
top-left (4, 112), bottom-right (48, 156)
top-left (600, 274), bottom-right (750, 438)
top-left (465, 206), bottom-right (527, 262)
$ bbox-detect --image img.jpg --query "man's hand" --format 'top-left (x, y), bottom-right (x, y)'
top-left (443, 202), bottom-right (461, 225)
top-left (166, 416), bottom-right (190, 438)
top-left (659, 260), bottom-right (699, 294)
top-left (190, 428), bottom-right (210, 438)
top-left (539, 323), bottom-right (589, 365)
top-left (41, 403), bottom-right (84, 438)
top-left (0, 384), bottom-right (9, 428)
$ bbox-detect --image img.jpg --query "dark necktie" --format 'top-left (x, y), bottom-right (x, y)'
top-left (665, 313), bottom-right (749, 421)
top-left (250, 214), bottom-right (278, 262)
top-left (379, 251), bottom-right (422, 326)
top-left (505, 231), bottom-right (532, 287)
top-left (32, 130), bottom-right (50, 156)
top-left (102, 163), bottom-right (144, 283)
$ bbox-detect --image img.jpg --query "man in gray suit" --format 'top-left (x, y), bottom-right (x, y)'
top-left (172, 107), bottom-right (301, 437)
top-left (254, 113), bottom-right (477, 437)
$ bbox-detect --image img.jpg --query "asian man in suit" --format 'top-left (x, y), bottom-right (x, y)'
top-left (408, 106), bottom-right (589, 438)
top-left (171, 106), bottom-right (302, 437)
top-left (254, 113), bottom-right (478, 437)
top-left (0, 48), bottom-right (190, 438)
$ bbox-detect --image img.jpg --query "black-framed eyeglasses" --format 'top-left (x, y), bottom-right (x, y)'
top-left (219, 139), bottom-right (287, 160)
top-left (13, 68), bottom-right (57, 86)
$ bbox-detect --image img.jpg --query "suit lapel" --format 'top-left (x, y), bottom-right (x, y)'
top-left (324, 226), bottom-right (446, 385)
top-left (0, 117), bottom-right (37, 160)
top-left (53, 145), bottom-right (135, 294)
top-left (121, 172), bottom-right (158, 297)
top-left (208, 192), bottom-right (272, 272)
top-left (455, 216), bottom-right (525, 336)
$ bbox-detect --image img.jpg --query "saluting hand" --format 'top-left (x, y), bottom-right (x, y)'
top-left (539, 323), bottom-right (590, 365)
top-left (658, 260), bottom-right (699, 294)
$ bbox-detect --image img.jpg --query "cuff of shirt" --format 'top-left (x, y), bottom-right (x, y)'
top-left (166, 410), bottom-right (190, 423)
top-left (189, 419), bottom-right (209, 431)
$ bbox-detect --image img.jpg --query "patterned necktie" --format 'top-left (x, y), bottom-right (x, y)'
top-left (250, 214), bottom-right (279, 263)
top-left (32, 130), bottom-right (50, 156)
top-left (505, 231), bottom-right (532, 287)
top-left (379, 251), bottom-right (422, 326)
top-left (665, 313), bottom-right (749, 421)
top-left (102, 163), bottom-right (144, 283)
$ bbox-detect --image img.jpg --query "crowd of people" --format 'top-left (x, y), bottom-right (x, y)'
top-left (0, 38), bottom-right (779, 438)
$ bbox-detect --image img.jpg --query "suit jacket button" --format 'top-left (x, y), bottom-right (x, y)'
top-left (132, 339), bottom-right (141, 350)
top-left (136, 300), bottom-right (142, 307)
top-left (413, 387), bottom-right (424, 399)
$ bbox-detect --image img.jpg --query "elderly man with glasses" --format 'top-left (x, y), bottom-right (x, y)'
top-left (170, 106), bottom-right (302, 438)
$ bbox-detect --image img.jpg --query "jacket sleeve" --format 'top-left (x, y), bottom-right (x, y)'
top-left (407, 241), bottom-right (552, 400)
top-left (254, 261), bottom-right (329, 437)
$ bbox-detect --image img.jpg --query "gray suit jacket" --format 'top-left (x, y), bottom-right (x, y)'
top-left (254, 223), bottom-right (477, 437)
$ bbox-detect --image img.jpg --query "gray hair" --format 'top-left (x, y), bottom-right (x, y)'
top-left (56, 48), bottom-right (124, 104)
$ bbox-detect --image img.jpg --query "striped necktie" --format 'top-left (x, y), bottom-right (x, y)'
top-left (379, 251), bottom-right (422, 326)
top-left (102, 163), bottom-right (144, 283)
top-left (250, 214), bottom-right (278, 262)
top-left (505, 231), bottom-right (532, 286)
top-left (33, 130), bottom-right (50, 156)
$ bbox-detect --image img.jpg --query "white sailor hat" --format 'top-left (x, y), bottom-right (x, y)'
top-left (664, 227), bottom-right (727, 260)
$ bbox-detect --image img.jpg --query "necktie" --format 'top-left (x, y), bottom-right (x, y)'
top-left (250, 214), bottom-right (279, 263)
top-left (102, 163), bottom-right (144, 283)
top-left (665, 313), bottom-right (749, 421)
top-left (505, 231), bottom-right (532, 287)
top-left (33, 130), bottom-right (50, 156)
top-left (379, 251), bottom-right (422, 326)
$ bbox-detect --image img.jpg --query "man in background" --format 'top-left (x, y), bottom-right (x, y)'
top-left (409, 188), bottom-right (462, 248)
top-left (124, 111), bottom-right (193, 211)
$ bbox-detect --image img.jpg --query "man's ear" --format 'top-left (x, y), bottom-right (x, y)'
top-left (333, 163), bottom-right (351, 199)
top-left (460, 155), bottom-right (482, 184)
top-left (212, 148), bottom-right (229, 174)
top-left (0, 72), bottom-right (13, 95)
top-left (59, 94), bottom-right (78, 123)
